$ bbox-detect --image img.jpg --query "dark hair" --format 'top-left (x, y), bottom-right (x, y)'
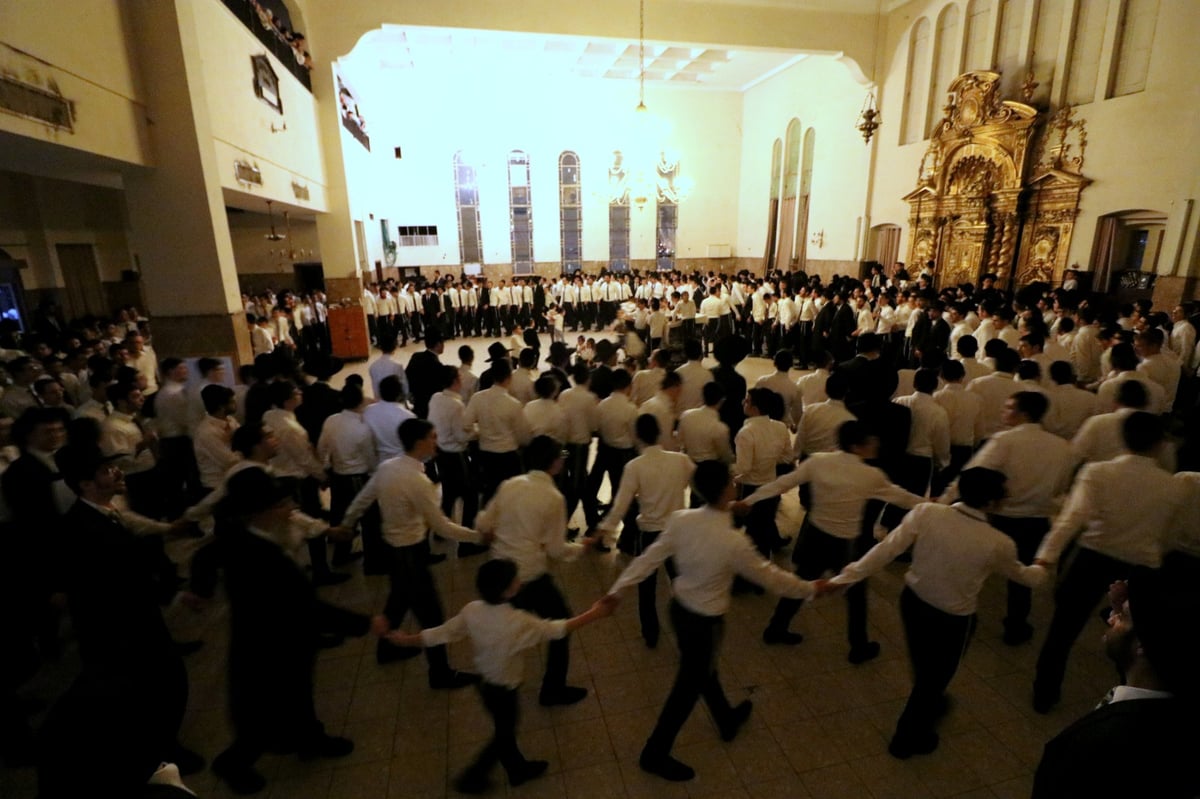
top-left (1122, 411), bottom-right (1163, 454)
top-left (702, 381), bottom-right (725, 406)
top-left (1049, 360), bottom-right (1075, 385)
top-left (232, 420), bottom-right (267, 456)
top-left (198, 357), bottom-right (221, 376)
top-left (748, 387), bottom-right (785, 420)
top-left (913, 368), bottom-right (939, 394)
top-left (955, 334), bottom-right (979, 358)
top-left (610, 369), bottom-right (632, 391)
top-left (534, 375), bottom-right (558, 400)
top-left (201, 384), bottom-right (235, 413)
top-left (684, 338), bottom-right (703, 360)
top-left (571, 362), bottom-right (590, 385)
top-left (636, 413), bottom-right (661, 446)
top-left (660, 371), bottom-right (682, 391)
top-left (378, 334), bottom-right (398, 353)
top-left (1016, 360), bottom-right (1041, 382)
top-left (106, 381), bottom-right (139, 406)
top-left (856, 333), bottom-right (882, 354)
top-left (994, 349), bottom-right (1021, 373)
top-left (476, 559), bottom-right (519, 605)
top-left (1057, 317), bottom-right (1075, 334)
top-left (1110, 342), bottom-right (1139, 372)
top-left (424, 329), bottom-right (443, 349)
top-left (519, 348), bottom-right (538, 369)
top-left (824, 372), bottom-right (849, 400)
top-left (458, 344), bottom-right (474, 364)
top-left (268, 380), bottom-right (299, 408)
top-left (340, 383), bottom-right (364, 410)
top-left (1020, 332), bottom-right (1044, 350)
top-left (1116, 379), bottom-right (1148, 409)
top-left (692, 460), bottom-right (731, 506)
top-left (837, 420), bottom-right (870, 452)
top-left (524, 435), bottom-right (562, 472)
top-left (1012, 390), bottom-right (1050, 422)
top-left (941, 360), bottom-right (965, 382)
top-left (773, 349), bottom-right (793, 372)
top-left (378, 375), bottom-right (405, 403)
top-left (12, 406), bottom-right (69, 449)
top-left (398, 418), bottom-right (433, 451)
top-left (160, 357), bottom-right (183, 373)
top-left (490, 360), bottom-right (513, 384)
top-left (957, 467), bottom-right (1007, 508)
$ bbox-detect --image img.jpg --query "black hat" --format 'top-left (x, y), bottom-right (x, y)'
top-left (545, 341), bottom-right (575, 364)
top-left (303, 353), bottom-right (344, 380)
top-left (485, 342), bottom-right (510, 363)
top-left (57, 444), bottom-right (122, 492)
top-left (218, 467), bottom-right (294, 518)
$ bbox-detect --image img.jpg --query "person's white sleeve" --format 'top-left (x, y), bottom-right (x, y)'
top-left (871, 471), bottom-right (925, 509)
top-left (830, 515), bottom-right (921, 586)
top-left (733, 427), bottom-right (754, 482)
top-left (290, 510), bottom-right (330, 539)
top-left (543, 494), bottom-right (582, 562)
top-left (340, 472), bottom-right (380, 529)
top-left (1035, 466), bottom-right (1095, 563)
top-left (993, 538), bottom-right (1048, 588)
top-left (732, 537), bottom-right (814, 599)
top-left (419, 611), bottom-right (470, 647)
top-left (598, 464), bottom-right (639, 534)
top-left (509, 611), bottom-right (571, 649)
top-left (742, 460), bottom-right (810, 505)
top-left (609, 530), bottom-right (676, 595)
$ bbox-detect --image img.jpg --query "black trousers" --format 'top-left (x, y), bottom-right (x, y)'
top-left (768, 521), bottom-right (870, 647)
top-left (563, 442), bottom-right (591, 524)
top-left (462, 683), bottom-right (529, 782)
top-left (510, 574), bottom-right (570, 694)
top-left (477, 450), bottom-right (523, 507)
top-left (435, 449), bottom-right (478, 529)
top-left (158, 436), bottom-right (199, 517)
top-left (583, 443), bottom-right (634, 528)
top-left (643, 601), bottom-right (734, 760)
top-left (737, 484), bottom-right (781, 556)
top-left (380, 540), bottom-right (451, 677)
top-left (883, 453), bottom-right (933, 528)
top-left (988, 514), bottom-right (1050, 633)
top-left (1034, 548), bottom-right (1149, 698)
top-left (295, 476), bottom-right (332, 579)
top-left (894, 587), bottom-right (974, 744)
top-left (328, 472), bottom-right (376, 563)
top-left (932, 444), bottom-right (974, 498)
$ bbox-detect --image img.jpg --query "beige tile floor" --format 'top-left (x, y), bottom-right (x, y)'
top-left (1, 332), bottom-right (1115, 799)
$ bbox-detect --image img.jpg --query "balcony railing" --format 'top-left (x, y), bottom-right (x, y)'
top-left (221, 0), bottom-right (312, 91)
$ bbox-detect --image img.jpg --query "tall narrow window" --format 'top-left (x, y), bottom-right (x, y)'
top-left (963, 0), bottom-right (994, 72)
top-left (508, 150), bottom-right (533, 276)
top-left (1031, 0), bottom-right (1065, 106)
top-left (994, 0), bottom-right (1025, 98)
top-left (559, 151), bottom-right (582, 274)
top-left (1065, 0), bottom-right (1110, 104)
top-left (655, 151), bottom-right (680, 272)
top-left (776, 120), bottom-right (802, 269)
top-left (929, 4), bottom-right (961, 137)
top-left (608, 150), bottom-right (630, 272)
top-left (1111, 0), bottom-right (1159, 97)
top-left (797, 129), bottom-right (815, 273)
top-left (453, 151), bottom-right (483, 266)
top-left (763, 138), bottom-right (783, 272)
top-left (902, 18), bottom-right (932, 145)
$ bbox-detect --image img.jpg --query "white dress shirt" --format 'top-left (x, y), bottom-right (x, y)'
top-left (1071, 407), bottom-right (1176, 472)
top-left (251, 325), bottom-right (276, 357)
top-left (795, 398), bottom-right (855, 457)
top-left (734, 415), bottom-right (792, 486)
top-left (155, 381), bottom-right (190, 438)
top-left (192, 415), bottom-right (241, 488)
top-left (557, 386), bottom-right (598, 445)
top-left (1137, 352), bottom-right (1180, 409)
top-left (934, 383), bottom-right (983, 447)
top-left (966, 372), bottom-right (1021, 441)
top-left (1096, 371), bottom-right (1166, 415)
top-left (342, 455), bottom-right (479, 548)
top-left (609, 506), bottom-right (814, 616)
top-left (961, 357), bottom-right (993, 384)
top-left (464, 386), bottom-right (531, 453)
top-left (957, 423), bottom-right (1075, 518)
top-left (755, 371), bottom-right (802, 427)
top-left (832, 503), bottom-right (1047, 616)
top-left (631, 367), bottom-right (665, 407)
top-left (479, 470), bottom-right (581, 582)
top-left (508, 369), bottom-right (536, 405)
top-left (743, 449), bottom-right (923, 539)
top-left (369, 354), bottom-right (409, 402)
top-left (674, 360), bottom-right (713, 411)
top-left (1036, 454), bottom-right (1189, 568)
top-left (317, 409), bottom-right (377, 475)
top-left (1070, 325), bottom-right (1104, 384)
top-left (363, 401), bottom-right (415, 461)
top-left (639, 393), bottom-right (678, 450)
top-left (457, 366), bottom-right (479, 404)
top-left (796, 368), bottom-right (830, 409)
top-left (523, 397), bottom-right (567, 441)
top-left (1044, 383), bottom-right (1099, 439)
top-left (420, 600), bottom-right (568, 689)
top-left (263, 408), bottom-right (326, 480)
top-left (596, 392), bottom-right (638, 449)
top-left (422, 390), bottom-right (466, 455)
top-left (599, 445), bottom-right (695, 537)
top-left (677, 406), bottom-right (733, 464)
top-left (99, 412), bottom-right (154, 475)
top-left (184, 460), bottom-right (327, 547)
top-left (894, 392), bottom-right (951, 466)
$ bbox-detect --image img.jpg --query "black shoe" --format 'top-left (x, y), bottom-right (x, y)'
top-left (538, 686), bottom-right (588, 706)
top-left (848, 642), bottom-right (881, 664)
top-left (331, 552), bottom-right (364, 567)
top-left (453, 772), bottom-right (490, 794)
top-left (376, 641), bottom-right (422, 664)
top-left (170, 745), bottom-right (206, 776)
top-left (567, 527), bottom-right (580, 541)
top-left (174, 639), bottom-right (204, 657)
top-left (1032, 685), bottom-right (1060, 714)
top-left (312, 571), bottom-right (351, 587)
top-left (888, 732), bottom-right (939, 760)
top-left (212, 752), bottom-right (266, 794)
top-left (719, 700), bottom-right (753, 742)
top-left (762, 628), bottom-right (804, 646)
top-left (639, 752), bottom-right (695, 781)
top-left (1003, 623), bottom-right (1034, 646)
top-left (425, 553), bottom-right (448, 566)
top-left (429, 670), bottom-right (480, 690)
top-left (508, 759), bottom-right (549, 787)
top-left (643, 627), bottom-right (660, 649)
top-left (457, 542), bottom-right (489, 558)
top-left (298, 735), bottom-right (354, 761)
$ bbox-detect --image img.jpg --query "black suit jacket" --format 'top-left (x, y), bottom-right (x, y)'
top-left (1033, 697), bottom-right (1198, 798)
top-left (712, 365), bottom-right (747, 445)
top-left (909, 312), bottom-right (932, 355)
top-left (406, 349), bottom-right (443, 418)
top-left (297, 380), bottom-right (341, 445)
top-left (533, 284), bottom-right (547, 312)
top-left (927, 318), bottom-right (951, 355)
top-left (2, 453), bottom-right (63, 587)
top-left (836, 355), bottom-right (899, 409)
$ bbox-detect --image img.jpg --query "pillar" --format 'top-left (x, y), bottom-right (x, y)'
top-left (123, 0), bottom-right (251, 365)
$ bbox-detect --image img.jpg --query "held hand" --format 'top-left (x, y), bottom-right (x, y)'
top-left (385, 630), bottom-right (421, 648)
top-left (1033, 558), bottom-right (1054, 569)
top-left (369, 614), bottom-right (391, 637)
top-left (1108, 580), bottom-right (1129, 613)
top-left (168, 518), bottom-right (200, 537)
top-left (591, 596), bottom-right (618, 618)
top-left (326, 525), bottom-right (355, 542)
top-left (480, 530), bottom-right (496, 546)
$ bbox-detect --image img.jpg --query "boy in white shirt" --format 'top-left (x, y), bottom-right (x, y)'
top-left (385, 559), bottom-right (614, 793)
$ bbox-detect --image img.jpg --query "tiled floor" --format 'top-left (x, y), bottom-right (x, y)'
top-left (1, 333), bottom-right (1116, 798)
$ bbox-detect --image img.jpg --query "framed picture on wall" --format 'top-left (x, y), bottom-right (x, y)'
top-left (251, 55), bottom-right (283, 114)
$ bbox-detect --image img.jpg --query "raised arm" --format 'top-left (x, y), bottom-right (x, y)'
top-left (732, 537), bottom-right (814, 599)
top-left (829, 514), bottom-right (921, 587)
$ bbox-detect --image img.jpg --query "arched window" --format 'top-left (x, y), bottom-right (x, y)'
top-left (508, 150), bottom-right (533, 276)
top-left (929, 4), bottom-right (962, 137)
top-left (994, 0), bottom-right (1027, 98)
top-left (963, 0), bottom-right (994, 72)
top-left (776, 120), bottom-right (802, 269)
top-left (797, 128), bottom-right (815, 273)
top-left (655, 151), bottom-right (680, 271)
top-left (453, 151), bottom-right (482, 265)
top-left (1031, 0), bottom-right (1065, 106)
top-left (763, 138), bottom-right (783, 272)
top-left (1065, 0), bottom-right (1111, 104)
top-left (902, 17), bottom-right (932, 145)
top-left (1112, 0), bottom-right (1160, 97)
top-left (559, 151), bottom-right (582, 274)
top-left (608, 150), bottom-right (630, 272)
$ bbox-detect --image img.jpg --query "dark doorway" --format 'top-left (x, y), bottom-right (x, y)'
top-left (56, 243), bottom-right (108, 319)
top-left (293, 262), bottom-right (325, 293)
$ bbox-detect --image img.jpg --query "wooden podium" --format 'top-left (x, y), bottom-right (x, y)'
top-left (327, 305), bottom-right (370, 360)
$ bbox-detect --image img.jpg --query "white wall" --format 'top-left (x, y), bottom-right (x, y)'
top-left (738, 57), bottom-right (874, 265)
top-left (335, 61), bottom-right (744, 269)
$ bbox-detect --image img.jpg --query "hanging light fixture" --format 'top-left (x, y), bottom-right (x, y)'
top-left (857, 92), bottom-right (880, 144)
top-left (264, 200), bottom-right (285, 241)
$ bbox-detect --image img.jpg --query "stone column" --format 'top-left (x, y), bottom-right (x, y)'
top-left (122, 0), bottom-right (251, 365)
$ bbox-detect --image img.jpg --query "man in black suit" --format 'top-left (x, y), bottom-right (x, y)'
top-left (828, 292), bottom-right (857, 363)
top-left (1033, 570), bottom-right (1200, 798)
top-left (40, 446), bottom-right (202, 796)
top-left (406, 328), bottom-right (445, 419)
top-left (532, 277), bottom-right (547, 331)
top-left (295, 354), bottom-right (344, 446)
top-left (836, 333), bottom-right (897, 414)
top-left (210, 468), bottom-right (370, 794)
top-left (922, 300), bottom-right (951, 359)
